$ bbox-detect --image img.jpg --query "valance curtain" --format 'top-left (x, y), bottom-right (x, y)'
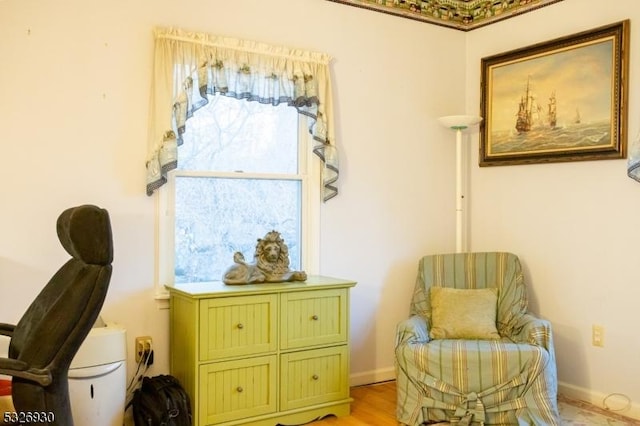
top-left (145, 27), bottom-right (339, 201)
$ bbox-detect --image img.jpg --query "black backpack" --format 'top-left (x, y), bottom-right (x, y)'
top-left (131, 375), bottom-right (192, 426)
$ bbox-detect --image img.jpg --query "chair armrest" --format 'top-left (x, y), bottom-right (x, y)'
top-left (510, 313), bottom-right (558, 386)
top-left (396, 314), bottom-right (430, 347)
top-left (0, 323), bottom-right (15, 337)
top-left (511, 313), bottom-right (553, 350)
top-left (0, 357), bottom-right (52, 386)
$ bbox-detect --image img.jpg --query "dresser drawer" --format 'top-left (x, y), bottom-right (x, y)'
top-left (199, 355), bottom-right (277, 424)
top-left (199, 294), bottom-right (277, 360)
top-left (280, 289), bottom-right (348, 349)
top-left (280, 346), bottom-right (349, 411)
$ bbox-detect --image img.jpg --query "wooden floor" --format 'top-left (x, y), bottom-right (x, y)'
top-left (307, 381), bottom-right (640, 426)
top-left (309, 381), bottom-right (398, 425)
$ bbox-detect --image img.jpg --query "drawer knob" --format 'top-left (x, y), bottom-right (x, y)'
top-left (311, 315), bottom-right (319, 321)
top-left (237, 323), bottom-right (244, 329)
top-left (237, 386), bottom-right (244, 393)
top-left (312, 374), bottom-right (319, 380)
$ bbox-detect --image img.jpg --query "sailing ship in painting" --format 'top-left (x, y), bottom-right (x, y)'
top-left (515, 77), bottom-right (557, 133)
top-left (548, 91), bottom-right (557, 128)
top-left (489, 76), bottom-right (611, 156)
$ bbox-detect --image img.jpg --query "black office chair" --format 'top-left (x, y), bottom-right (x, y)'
top-left (0, 204), bottom-right (113, 425)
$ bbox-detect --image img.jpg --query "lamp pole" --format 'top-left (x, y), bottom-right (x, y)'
top-left (437, 115), bottom-right (482, 253)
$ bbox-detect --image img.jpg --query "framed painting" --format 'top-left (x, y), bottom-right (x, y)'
top-left (480, 20), bottom-right (629, 166)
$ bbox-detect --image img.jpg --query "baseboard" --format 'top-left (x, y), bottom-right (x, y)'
top-left (559, 381), bottom-right (640, 420)
top-left (349, 367), bottom-right (396, 387)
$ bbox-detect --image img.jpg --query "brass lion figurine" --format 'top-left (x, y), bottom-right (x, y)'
top-left (222, 230), bottom-right (307, 285)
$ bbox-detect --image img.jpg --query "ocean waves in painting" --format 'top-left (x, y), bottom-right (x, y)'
top-left (490, 121), bottom-right (611, 155)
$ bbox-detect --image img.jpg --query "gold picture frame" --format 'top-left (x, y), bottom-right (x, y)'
top-left (480, 20), bottom-right (629, 166)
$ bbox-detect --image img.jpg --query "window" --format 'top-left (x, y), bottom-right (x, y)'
top-left (158, 95), bottom-right (319, 288)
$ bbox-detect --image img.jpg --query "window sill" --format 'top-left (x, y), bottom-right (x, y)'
top-left (154, 290), bottom-right (170, 310)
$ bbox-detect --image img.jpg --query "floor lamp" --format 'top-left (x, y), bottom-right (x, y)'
top-left (437, 115), bottom-right (483, 253)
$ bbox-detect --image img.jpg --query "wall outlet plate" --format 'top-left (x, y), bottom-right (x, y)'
top-left (592, 325), bottom-right (604, 347)
top-left (135, 336), bottom-right (153, 362)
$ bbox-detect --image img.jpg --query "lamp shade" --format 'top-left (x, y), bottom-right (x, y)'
top-left (438, 115), bottom-right (483, 130)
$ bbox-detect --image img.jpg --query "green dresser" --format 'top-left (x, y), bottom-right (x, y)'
top-left (167, 276), bottom-right (356, 426)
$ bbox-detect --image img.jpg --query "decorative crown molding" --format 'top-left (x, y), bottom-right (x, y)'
top-left (326, 0), bottom-right (564, 31)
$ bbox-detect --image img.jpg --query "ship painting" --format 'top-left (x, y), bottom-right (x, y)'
top-left (515, 77), bottom-right (558, 133)
top-left (490, 74), bottom-right (611, 157)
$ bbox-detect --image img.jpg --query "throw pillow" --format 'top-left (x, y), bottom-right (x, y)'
top-left (429, 287), bottom-right (500, 340)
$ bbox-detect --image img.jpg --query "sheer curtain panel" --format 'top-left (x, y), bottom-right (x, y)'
top-left (628, 131), bottom-right (640, 183)
top-left (145, 27), bottom-right (339, 201)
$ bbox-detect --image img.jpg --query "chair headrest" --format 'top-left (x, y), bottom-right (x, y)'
top-left (56, 204), bottom-right (113, 265)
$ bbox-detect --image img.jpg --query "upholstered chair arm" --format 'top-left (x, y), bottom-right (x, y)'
top-left (0, 323), bottom-right (15, 337)
top-left (396, 314), bottom-right (430, 347)
top-left (0, 357), bottom-right (53, 386)
top-left (511, 313), bottom-right (554, 350)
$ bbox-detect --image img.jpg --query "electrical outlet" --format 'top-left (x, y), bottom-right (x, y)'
top-left (592, 325), bottom-right (604, 347)
top-left (135, 336), bottom-right (153, 362)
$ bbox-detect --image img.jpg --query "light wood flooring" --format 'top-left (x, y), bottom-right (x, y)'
top-left (306, 380), bottom-right (640, 425)
top-left (309, 381), bottom-right (398, 425)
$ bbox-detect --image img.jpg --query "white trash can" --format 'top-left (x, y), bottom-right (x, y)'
top-left (69, 321), bottom-right (126, 426)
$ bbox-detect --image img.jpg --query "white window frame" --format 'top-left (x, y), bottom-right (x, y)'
top-left (154, 115), bottom-right (320, 303)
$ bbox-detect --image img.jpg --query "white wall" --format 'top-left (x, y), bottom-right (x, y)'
top-left (7, 0), bottom-right (635, 418)
top-left (0, 0), bottom-right (464, 392)
top-left (466, 0), bottom-right (640, 416)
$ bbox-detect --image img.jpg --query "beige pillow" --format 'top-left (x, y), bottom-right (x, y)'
top-left (429, 287), bottom-right (500, 340)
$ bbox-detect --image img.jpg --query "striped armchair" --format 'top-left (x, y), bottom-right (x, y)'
top-left (395, 252), bottom-right (560, 425)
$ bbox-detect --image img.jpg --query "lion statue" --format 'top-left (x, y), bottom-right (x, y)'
top-left (222, 230), bottom-right (307, 285)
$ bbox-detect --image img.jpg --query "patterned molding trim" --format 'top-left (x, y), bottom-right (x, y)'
top-left (326, 0), bottom-right (565, 31)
